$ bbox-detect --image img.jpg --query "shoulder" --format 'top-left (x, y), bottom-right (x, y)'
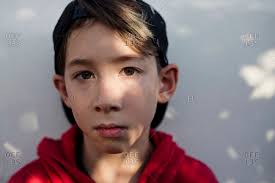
top-left (175, 154), bottom-right (219, 183)
top-left (7, 159), bottom-right (51, 183)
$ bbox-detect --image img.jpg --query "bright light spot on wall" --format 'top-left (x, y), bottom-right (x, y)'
top-left (266, 129), bottom-right (275, 143)
top-left (240, 49), bottom-right (275, 100)
top-left (16, 8), bottom-right (36, 21)
top-left (18, 112), bottom-right (39, 133)
top-left (226, 146), bottom-right (239, 160)
top-left (165, 106), bottom-right (177, 120)
top-left (219, 110), bottom-right (231, 120)
top-left (258, 50), bottom-right (275, 72)
top-left (176, 25), bottom-right (193, 38)
top-left (3, 142), bottom-right (21, 154)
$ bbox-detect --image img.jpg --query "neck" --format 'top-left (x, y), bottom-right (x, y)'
top-left (81, 129), bottom-right (154, 182)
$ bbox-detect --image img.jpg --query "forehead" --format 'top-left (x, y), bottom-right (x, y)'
top-left (65, 21), bottom-right (155, 69)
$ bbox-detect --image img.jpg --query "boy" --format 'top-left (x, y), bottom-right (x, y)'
top-left (8, 0), bottom-right (219, 182)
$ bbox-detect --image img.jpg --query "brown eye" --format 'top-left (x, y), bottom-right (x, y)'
top-left (75, 71), bottom-right (94, 80)
top-left (123, 67), bottom-right (139, 76)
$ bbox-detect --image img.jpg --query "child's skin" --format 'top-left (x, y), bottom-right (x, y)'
top-left (53, 21), bottom-right (178, 183)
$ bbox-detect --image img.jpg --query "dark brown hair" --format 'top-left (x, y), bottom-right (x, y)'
top-left (56, 0), bottom-right (162, 76)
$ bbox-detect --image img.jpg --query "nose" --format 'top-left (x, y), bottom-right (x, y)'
top-left (93, 78), bottom-right (123, 113)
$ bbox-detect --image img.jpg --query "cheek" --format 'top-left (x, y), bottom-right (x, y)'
top-left (64, 83), bottom-right (90, 123)
top-left (125, 76), bottom-right (159, 126)
top-left (65, 78), bottom-right (91, 106)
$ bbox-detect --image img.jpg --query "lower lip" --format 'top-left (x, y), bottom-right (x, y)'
top-left (95, 127), bottom-right (127, 138)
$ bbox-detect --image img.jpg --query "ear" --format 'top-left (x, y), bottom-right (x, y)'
top-left (52, 74), bottom-right (71, 108)
top-left (157, 64), bottom-right (179, 103)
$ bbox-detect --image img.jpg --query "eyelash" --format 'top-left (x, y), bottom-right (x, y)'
top-left (73, 67), bottom-right (143, 80)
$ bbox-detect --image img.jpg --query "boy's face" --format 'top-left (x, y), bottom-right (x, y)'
top-left (53, 21), bottom-right (177, 152)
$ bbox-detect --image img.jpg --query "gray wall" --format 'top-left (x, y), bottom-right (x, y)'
top-left (1, 0), bottom-right (274, 182)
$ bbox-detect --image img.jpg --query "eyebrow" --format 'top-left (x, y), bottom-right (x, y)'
top-left (67, 55), bottom-right (145, 69)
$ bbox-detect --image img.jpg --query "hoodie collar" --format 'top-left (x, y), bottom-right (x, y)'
top-left (38, 124), bottom-right (180, 181)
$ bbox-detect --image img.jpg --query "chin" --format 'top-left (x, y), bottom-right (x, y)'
top-left (105, 148), bottom-right (124, 154)
top-left (103, 144), bottom-right (128, 154)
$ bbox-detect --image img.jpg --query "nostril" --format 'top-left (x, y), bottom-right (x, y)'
top-left (95, 106), bottom-right (101, 112)
top-left (111, 106), bottom-right (119, 112)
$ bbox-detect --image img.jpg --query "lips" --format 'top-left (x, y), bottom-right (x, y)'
top-left (94, 123), bottom-right (127, 138)
top-left (94, 123), bottom-right (127, 129)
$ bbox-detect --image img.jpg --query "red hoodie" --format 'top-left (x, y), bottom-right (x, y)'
top-left (8, 124), bottom-right (219, 183)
